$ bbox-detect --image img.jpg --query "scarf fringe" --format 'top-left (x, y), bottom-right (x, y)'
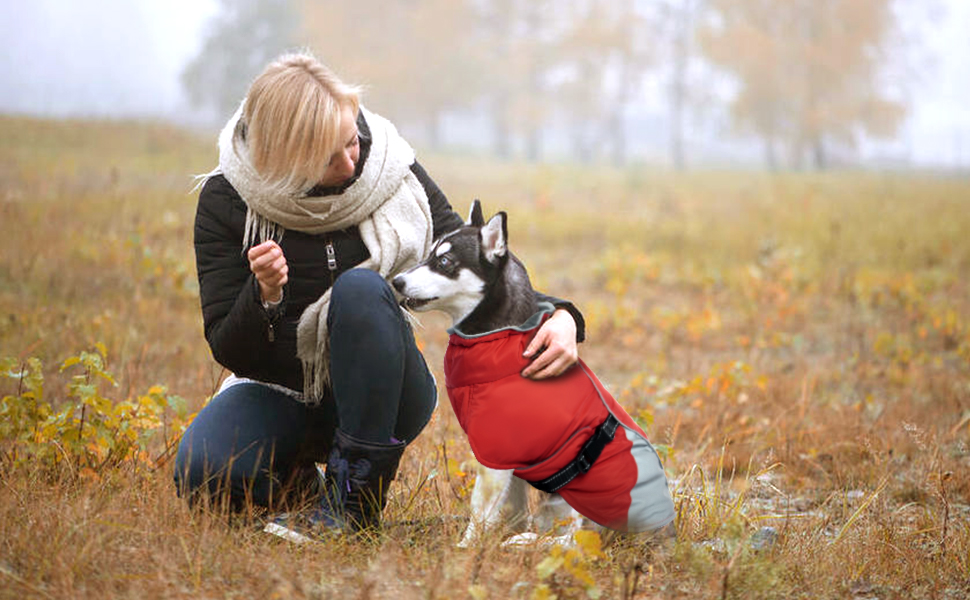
top-left (300, 336), bottom-right (331, 405)
top-left (243, 211), bottom-right (284, 251)
top-left (189, 166), bottom-right (222, 196)
top-left (191, 169), bottom-right (283, 253)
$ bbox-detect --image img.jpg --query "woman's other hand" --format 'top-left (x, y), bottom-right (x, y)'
top-left (521, 309), bottom-right (579, 379)
top-left (248, 241), bottom-right (288, 303)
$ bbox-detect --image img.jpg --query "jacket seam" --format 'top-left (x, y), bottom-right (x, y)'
top-left (448, 369), bottom-right (528, 389)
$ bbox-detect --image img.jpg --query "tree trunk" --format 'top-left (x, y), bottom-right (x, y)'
top-left (492, 96), bottom-right (512, 159)
top-left (669, 0), bottom-right (691, 171)
top-left (525, 4), bottom-right (544, 163)
top-left (812, 136), bottom-right (826, 170)
top-left (572, 126), bottom-right (594, 163)
top-left (610, 104), bottom-right (627, 166)
top-left (526, 124), bottom-right (542, 163)
top-left (764, 136), bottom-right (778, 172)
top-left (670, 83), bottom-right (685, 170)
top-left (427, 110), bottom-right (442, 152)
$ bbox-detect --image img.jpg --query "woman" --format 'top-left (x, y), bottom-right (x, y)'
top-left (174, 52), bottom-right (585, 537)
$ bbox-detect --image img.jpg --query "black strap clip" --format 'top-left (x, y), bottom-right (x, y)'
top-left (527, 414), bottom-right (619, 494)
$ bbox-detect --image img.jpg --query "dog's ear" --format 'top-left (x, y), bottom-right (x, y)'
top-left (467, 199), bottom-right (485, 227)
top-left (480, 212), bottom-right (508, 263)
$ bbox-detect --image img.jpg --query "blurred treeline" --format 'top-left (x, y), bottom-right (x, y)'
top-left (183, 0), bottom-right (915, 169)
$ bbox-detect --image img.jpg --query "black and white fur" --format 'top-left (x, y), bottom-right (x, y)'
top-left (393, 200), bottom-right (537, 334)
top-left (393, 200), bottom-right (583, 547)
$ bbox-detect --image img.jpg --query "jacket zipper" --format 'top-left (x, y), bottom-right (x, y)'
top-left (265, 239), bottom-right (335, 343)
top-left (265, 239), bottom-right (334, 343)
top-left (264, 299), bottom-right (280, 343)
top-left (326, 238), bottom-right (338, 286)
top-left (258, 280), bottom-right (282, 343)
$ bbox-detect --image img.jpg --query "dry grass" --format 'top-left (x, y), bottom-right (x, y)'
top-left (1, 115), bottom-right (969, 599)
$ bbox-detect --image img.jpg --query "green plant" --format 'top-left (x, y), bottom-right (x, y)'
top-left (1, 345), bottom-right (193, 478)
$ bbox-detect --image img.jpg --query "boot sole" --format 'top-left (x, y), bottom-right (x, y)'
top-left (263, 521), bottom-right (314, 544)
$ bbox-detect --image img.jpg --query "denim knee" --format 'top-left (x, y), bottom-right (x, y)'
top-left (172, 437), bottom-right (196, 497)
top-left (328, 269), bottom-right (398, 328)
top-left (173, 435), bottom-right (231, 506)
top-left (331, 269), bottom-right (395, 306)
top-left (172, 427), bottom-right (319, 510)
top-left (171, 383), bottom-right (335, 509)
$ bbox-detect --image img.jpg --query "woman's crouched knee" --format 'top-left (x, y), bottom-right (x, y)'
top-left (172, 435), bottom-right (254, 510)
top-left (173, 442), bottom-right (319, 511)
top-left (328, 269), bottom-right (401, 331)
top-left (330, 269), bottom-right (395, 307)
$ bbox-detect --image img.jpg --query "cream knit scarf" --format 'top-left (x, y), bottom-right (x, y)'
top-left (213, 101), bottom-right (433, 402)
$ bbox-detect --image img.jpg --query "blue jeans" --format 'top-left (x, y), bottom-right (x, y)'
top-left (174, 269), bottom-right (437, 509)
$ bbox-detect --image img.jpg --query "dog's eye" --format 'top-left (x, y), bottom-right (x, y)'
top-left (438, 256), bottom-right (453, 269)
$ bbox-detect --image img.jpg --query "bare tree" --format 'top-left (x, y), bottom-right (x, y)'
top-left (181, 0), bottom-right (300, 120)
top-left (300, 0), bottom-right (483, 152)
top-left (555, 0), bottom-right (655, 164)
top-left (699, 0), bottom-right (907, 170)
top-left (659, 0), bottom-right (705, 170)
top-left (471, 0), bottom-right (562, 161)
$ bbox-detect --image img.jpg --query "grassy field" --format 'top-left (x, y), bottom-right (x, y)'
top-left (1, 115), bottom-right (969, 599)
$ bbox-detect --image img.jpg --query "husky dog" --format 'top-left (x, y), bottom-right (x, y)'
top-left (393, 201), bottom-right (675, 542)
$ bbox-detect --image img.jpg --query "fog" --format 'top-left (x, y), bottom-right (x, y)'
top-left (0, 0), bottom-right (217, 121)
top-left (1, 0), bottom-right (967, 169)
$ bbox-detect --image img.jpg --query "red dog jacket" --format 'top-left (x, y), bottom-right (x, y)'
top-left (445, 305), bottom-right (675, 532)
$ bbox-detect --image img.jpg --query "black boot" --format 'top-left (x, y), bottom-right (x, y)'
top-left (319, 429), bottom-right (406, 530)
top-left (265, 430), bottom-right (405, 541)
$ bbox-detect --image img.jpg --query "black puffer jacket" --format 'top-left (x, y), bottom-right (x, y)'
top-left (194, 111), bottom-right (585, 395)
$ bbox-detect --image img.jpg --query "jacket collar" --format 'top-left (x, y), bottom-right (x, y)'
top-left (448, 302), bottom-right (556, 343)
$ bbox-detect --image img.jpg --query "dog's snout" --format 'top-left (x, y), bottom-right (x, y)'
top-left (391, 275), bottom-right (406, 293)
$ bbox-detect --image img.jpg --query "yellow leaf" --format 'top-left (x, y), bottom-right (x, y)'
top-left (531, 584), bottom-right (558, 600)
top-left (536, 555), bottom-right (564, 580)
top-left (573, 530), bottom-right (604, 558)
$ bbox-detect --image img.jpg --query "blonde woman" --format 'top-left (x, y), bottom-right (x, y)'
top-left (175, 53), bottom-right (585, 539)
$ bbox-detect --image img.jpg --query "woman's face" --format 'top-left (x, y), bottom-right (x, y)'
top-left (318, 103), bottom-right (360, 187)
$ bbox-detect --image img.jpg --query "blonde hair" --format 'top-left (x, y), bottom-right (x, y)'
top-left (241, 52), bottom-right (362, 194)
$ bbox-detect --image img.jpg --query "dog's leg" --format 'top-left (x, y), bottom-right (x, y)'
top-left (457, 465), bottom-right (527, 548)
top-left (499, 491), bottom-right (583, 548)
top-left (532, 491), bottom-right (583, 538)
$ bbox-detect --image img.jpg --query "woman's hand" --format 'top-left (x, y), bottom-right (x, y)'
top-left (521, 309), bottom-right (579, 379)
top-left (247, 241), bottom-right (288, 303)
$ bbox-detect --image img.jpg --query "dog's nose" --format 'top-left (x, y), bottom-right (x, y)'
top-left (391, 276), bottom-right (405, 293)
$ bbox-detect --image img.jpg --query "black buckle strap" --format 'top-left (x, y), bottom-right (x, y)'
top-left (527, 414), bottom-right (619, 494)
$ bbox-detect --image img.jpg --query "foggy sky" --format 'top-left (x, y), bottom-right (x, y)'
top-left (0, 0), bottom-right (217, 120)
top-left (0, 0), bottom-right (967, 167)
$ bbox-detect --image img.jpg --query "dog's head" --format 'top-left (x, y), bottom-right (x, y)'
top-left (392, 200), bottom-right (508, 323)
